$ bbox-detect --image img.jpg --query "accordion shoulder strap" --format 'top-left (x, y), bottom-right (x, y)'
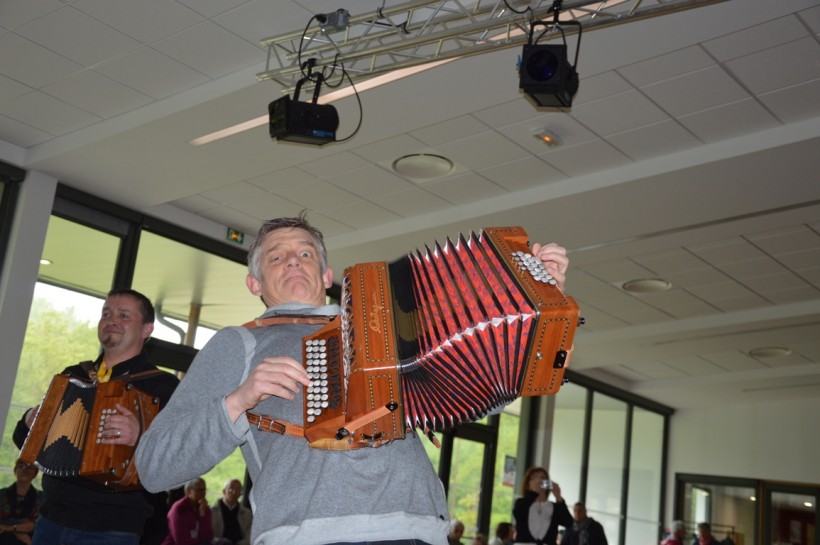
top-left (246, 412), bottom-right (304, 437)
top-left (242, 314), bottom-right (335, 328)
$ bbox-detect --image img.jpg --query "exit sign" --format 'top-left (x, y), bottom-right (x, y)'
top-left (227, 227), bottom-right (244, 244)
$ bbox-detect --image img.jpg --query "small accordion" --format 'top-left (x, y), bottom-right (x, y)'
top-left (298, 226), bottom-right (580, 449)
top-left (19, 373), bottom-right (160, 491)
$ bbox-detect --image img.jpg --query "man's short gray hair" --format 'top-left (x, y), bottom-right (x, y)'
top-left (247, 210), bottom-right (328, 280)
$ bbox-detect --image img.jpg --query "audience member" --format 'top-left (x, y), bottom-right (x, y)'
top-left (12, 288), bottom-right (179, 545)
top-left (471, 533), bottom-right (489, 545)
top-left (513, 467), bottom-right (572, 545)
top-left (561, 502), bottom-right (607, 545)
top-left (692, 523), bottom-right (719, 545)
top-left (135, 212), bottom-right (572, 545)
top-left (449, 520), bottom-right (466, 545)
top-left (489, 522), bottom-right (514, 545)
top-left (661, 520), bottom-right (686, 545)
top-left (163, 478), bottom-right (213, 545)
top-left (211, 479), bottom-right (252, 545)
top-left (0, 459), bottom-right (42, 545)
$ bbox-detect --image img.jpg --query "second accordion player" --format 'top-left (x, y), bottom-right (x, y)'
top-left (249, 226), bottom-right (581, 450)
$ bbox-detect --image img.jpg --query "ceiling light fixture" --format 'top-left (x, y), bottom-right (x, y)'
top-left (748, 346), bottom-right (792, 358)
top-left (622, 278), bottom-right (672, 293)
top-left (392, 154), bottom-right (454, 181)
top-left (533, 129), bottom-right (562, 147)
top-left (40, 259), bottom-right (52, 265)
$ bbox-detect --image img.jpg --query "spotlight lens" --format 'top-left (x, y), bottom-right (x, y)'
top-left (526, 50), bottom-right (560, 82)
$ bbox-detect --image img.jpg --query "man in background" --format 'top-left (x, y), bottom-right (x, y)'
top-left (211, 479), bottom-right (252, 545)
top-left (561, 502), bottom-right (607, 545)
top-left (13, 288), bottom-right (179, 545)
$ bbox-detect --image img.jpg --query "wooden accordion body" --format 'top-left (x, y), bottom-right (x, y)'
top-left (19, 374), bottom-right (160, 491)
top-left (301, 226), bottom-right (580, 449)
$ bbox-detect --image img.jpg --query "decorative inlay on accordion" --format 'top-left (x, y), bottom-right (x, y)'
top-left (301, 226), bottom-right (581, 449)
top-left (19, 374), bottom-right (160, 491)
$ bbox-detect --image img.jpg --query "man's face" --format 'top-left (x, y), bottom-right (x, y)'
top-left (98, 295), bottom-right (153, 352)
top-left (246, 227), bottom-right (333, 307)
top-left (223, 480), bottom-right (243, 503)
top-left (573, 504), bottom-right (586, 522)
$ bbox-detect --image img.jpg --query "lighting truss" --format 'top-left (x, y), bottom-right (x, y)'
top-left (256, 0), bottom-right (727, 92)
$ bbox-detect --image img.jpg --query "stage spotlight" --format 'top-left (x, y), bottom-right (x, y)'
top-left (269, 95), bottom-right (338, 146)
top-left (519, 43), bottom-right (579, 108)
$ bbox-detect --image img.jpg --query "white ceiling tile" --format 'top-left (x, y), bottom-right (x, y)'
top-left (607, 120), bottom-right (701, 161)
top-left (687, 280), bottom-right (756, 301)
top-left (0, 1), bottom-right (64, 29)
top-left (351, 133), bottom-right (427, 163)
top-left (623, 361), bottom-right (686, 380)
top-left (227, 194), bottom-right (304, 222)
top-left (422, 172), bottom-right (506, 205)
top-left (195, 205), bottom-right (258, 233)
top-left (759, 78), bottom-right (820, 124)
top-left (43, 70), bottom-right (152, 118)
top-left (472, 98), bottom-right (543, 129)
top-left (247, 167), bottom-right (319, 192)
top-left (779, 249), bottom-right (820, 271)
top-left (0, 114), bottom-right (52, 147)
top-left (800, 5), bottom-right (820, 34)
top-left (677, 98), bottom-right (780, 143)
top-left (0, 33), bottom-right (83, 88)
top-left (95, 47), bottom-right (210, 100)
top-left (328, 164), bottom-right (413, 197)
top-left (177, 0), bottom-right (251, 19)
top-left (633, 249), bottom-right (710, 275)
top-left (579, 259), bottom-right (656, 284)
top-left (410, 115), bottom-right (490, 147)
top-left (17, 7), bottom-right (140, 66)
top-left (298, 152), bottom-right (370, 178)
top-left (711, 294), bottom-right (770, 312)
top-left (688, 238), bottom-right (767, 265)
top-left (0, 90), bottom-right (99, 135)
top-left (436, 131), bottom-right (529, 170)
top-left (538, 139), bottom-right (630, 177)
top-left (618, 46), bottom-right (714, 87)
top-left (320, 201), bottom-right (402, 229)
top-left (73, 0), bottom-right (204, 43)
top-left (0, 75), bottom-right (30, 102)
top-left (572, 70), bottom-right (634, 105)
top-left (702, 350), bottom-right (766, 372)
top-left (171, 194), bottom-right (219, 213)
top-left (746, 225), bottom-right (820, 255)
top-left (641, 66), bottom-right (751, 117)
top-left (478, 156), bottom-right (566, 191)
top-left (274, 179), bottom-right (359, 211)
top-left (213, 0), bottom-right (310, 44)
top-left (764, 285), bottom-right (820, 304)
top-left (664, 267), bottom-right (732, 289)
top-left (202, 180), bottom-right (269, 205)
top-left (703, 14), bottom-right (810, 62)
top-left (726, 37), bottom-right (820, 94)
top-left (663, 355), bottom-right (724, 376)
top-left (640, 289), bottom-right (720, 318)
top-left (717, 257), bottom-right (789, 280)
top-left (304, 211), bottom-right (355, 238)
top-left (743, 271), bottom-right (809, 293)
top-left (153, 21), bottom-right (263, 79)
top-left (370, 187), bottom-right (453, 217)
top-left (570, 90), bottom-right (670, 136)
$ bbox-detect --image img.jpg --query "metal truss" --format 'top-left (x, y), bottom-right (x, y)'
top-left (256, 0), bottom-right (727, 92)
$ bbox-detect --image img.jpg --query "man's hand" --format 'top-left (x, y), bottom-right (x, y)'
top-left (24, 405), bottom-right (40, 428)
top-left (100, 403), bottom-right (140, 446)
top-left (225, 356), bottom-right (310, 422)
top-left (531, 242), bottom-right (570, 293)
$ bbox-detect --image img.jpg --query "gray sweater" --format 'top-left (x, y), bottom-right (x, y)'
top-left (135, 304), bottom-right (449, 545)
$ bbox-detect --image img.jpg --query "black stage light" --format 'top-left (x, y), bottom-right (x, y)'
top-left (269, 94), bottom-right (339, 146)
top-left (519, 43), bottom-right (579, 108)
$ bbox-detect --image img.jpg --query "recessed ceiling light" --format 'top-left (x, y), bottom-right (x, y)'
top-left (622, 278), bottom-right (672, 293)
top-left (392, 153), bottom-right (454, 181)
top-left (40, 259), bottom-right (52, 265)
top-left (748, 346), bottom-right (792, 358)
top-left (533, 129), bottom-right (562, 147)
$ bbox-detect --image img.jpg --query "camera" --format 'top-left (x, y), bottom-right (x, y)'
top-left (541, 479), bottom-right (552, 490)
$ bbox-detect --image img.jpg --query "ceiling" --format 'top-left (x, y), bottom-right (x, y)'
top-left (2, 0), bottom-right (820, 412)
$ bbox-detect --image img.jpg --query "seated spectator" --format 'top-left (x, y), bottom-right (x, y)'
top-left (562, 502), bottom-right (608, 545)
top-left (0, 459), bottom-right (42, 545)
top-left (662, 520), bottom-right (687, 545)
top-left (449, 520), bottom-right (466, 545)
top-left (693, 523), bottom-right (719, 545)
top-left (471, 533), bottom-right (489, 545)
top-left (162, 478), bottom-right (212, 545)
top-left (489, 522), bottom-right (514, 545)
top-left (211, 479), bottom-right (252, 545)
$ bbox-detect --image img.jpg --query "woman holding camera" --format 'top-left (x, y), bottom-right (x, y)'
top-left (512, 467), bottom-right (572, 545)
